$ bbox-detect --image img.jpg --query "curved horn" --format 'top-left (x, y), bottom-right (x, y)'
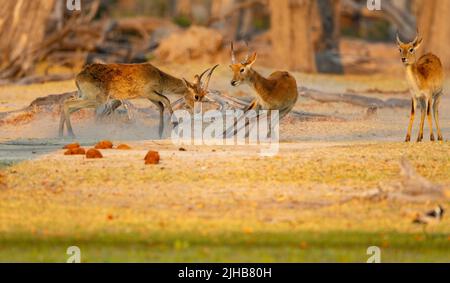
top-left (412, 28), bottom-right (420, 45)
top-left (196, 68), bottom-right (210, 89)
top-left (182, 78), bottom-right (192, 89)
top-left (231, 42), bottom-right (236, 64)
top-left (396, 32), bottom-right (404, 45)
top-left (203, 64), bottom-right (219, 90)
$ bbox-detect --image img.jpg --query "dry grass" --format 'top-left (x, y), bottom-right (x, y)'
top-left (1, 142), bottom-right (449, 234)
top-left (0, 68), bottom-right (449, 262)
top-left (0, 141), bottom-right (449, 262)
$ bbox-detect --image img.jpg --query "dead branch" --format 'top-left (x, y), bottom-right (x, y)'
top-left (0, 86), bottom-right (409, 126)
top-left (207, 90), bottom-right (347, 122)
top-left (340, 158), bottom-right (448, 204)
top-left (0, 92), bottom-right (77, 124)
top-left (27, 92), bottom-right (77, 109)
top-left (381, 158), bottom-right (446, 202)
top-left (0, 1), bottom-right (165, 84)
top-left (299, 87), bottom-right (410, 108)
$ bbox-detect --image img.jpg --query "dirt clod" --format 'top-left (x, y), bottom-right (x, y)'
top-left (86, 148), bottom-right (103, 159)
top-left (144, 150), bottom-right (160, 165)
top-left (116, 144), bottom-right (131, 150)
top-left (64, 147), bottom-right (86, 155)
top-left (95, 140), bottom-right (113, 149)
top-left (63, 143), bottom-right (80, 150)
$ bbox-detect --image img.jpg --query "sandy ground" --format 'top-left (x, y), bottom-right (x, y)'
top-left (1, 67), bottom-right (449, 162)
top-left (0, 67), bottom-right (449, 262)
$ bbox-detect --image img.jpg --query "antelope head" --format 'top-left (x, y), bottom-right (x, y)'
top-left (396, 30), bottom-right (423, 66)
top-left (229, 42), bottom-right (257, 87)
top-left (183, 64), bottom-right (219, 109)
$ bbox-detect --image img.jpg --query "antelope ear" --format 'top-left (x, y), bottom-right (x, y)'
top-left (246, 52), bottom-right (257, 68)
top-left (182, 78), bottom-right (193, 89)
top-left (193, 75), bottom-right (201, 86)
top-left (413, 37), bottom-right (423, 49)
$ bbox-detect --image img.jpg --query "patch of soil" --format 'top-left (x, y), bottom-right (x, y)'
top-left (116, 144), bottom-right (131, 150)
top-left (64, 147), bottom-right (86, 155)
top-left (86, 148), bottom-right (103, 159)
top-left (144, 150), bottom-right (160, 165)
top-left (63, 143), bottom-right (80, 150)
top-left (95, 140), bottom-right (113, 149)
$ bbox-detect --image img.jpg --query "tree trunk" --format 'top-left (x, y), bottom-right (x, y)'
top-left (315, 0), bottom-right (343, 73)
top-left (236, 1), bottom-right (254, 40)
top-left (210, 0), bottom-right (236, 18)
top-left (416, 0), bottom-right (450, 70)
top-left (0, 0), bottom-right (56, 78)
top-left (175, 0), bottom-right (192, 17)
top-left (269, 0), bottom-right (316, 73)
top-left (210, 0), bottom-right (258, 41)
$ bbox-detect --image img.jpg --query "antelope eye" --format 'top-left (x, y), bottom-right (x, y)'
top-left (409, 48), bottom-right (414, 53)
top-left (240, 68), bottom-right (245, 73)
top-left (399, 49), bottom-right (402, 53)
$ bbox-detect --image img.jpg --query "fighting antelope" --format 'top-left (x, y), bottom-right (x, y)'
top-left (397, 32), bottom-right (445, 142)
top-left (59, 63), bottom-right (218, 138)
top-left (225, 43), bottom-right (298, 136)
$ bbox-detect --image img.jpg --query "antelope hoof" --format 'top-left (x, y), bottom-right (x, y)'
top-left (438, 135), bottom-right (444, 141)
top-left (416, 136), bottom-right (423, 143)
top-left (430, 134), bottom-right (435, 142)
top-left (405, 135), bottom-right (411, 142)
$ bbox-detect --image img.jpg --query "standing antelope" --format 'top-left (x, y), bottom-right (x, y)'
top-left (59, 63), bottom-right (218, 138)
top-left (397, 32), bottom-right (445, 142)
top-left (225, 43), bottom-right (298, 136)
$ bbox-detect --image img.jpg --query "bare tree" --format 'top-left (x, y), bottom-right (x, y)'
top-left (210, 0), bottom-right (265, 41)
top-left (315, 0), bottom-right (343, 73)
top-left (0, 0), bottom-right (56, 78)
top-left (416, 0), bottom-right (450, 69)
top-left (269, 0), bottom-right (316, 72)
top-left (0, 0), bottom-right (102, 82)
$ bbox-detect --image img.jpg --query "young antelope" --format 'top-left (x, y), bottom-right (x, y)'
top-left (397, 32), bottom-right (445, 142)
top-left (225, 43), bottom-right (298, 137)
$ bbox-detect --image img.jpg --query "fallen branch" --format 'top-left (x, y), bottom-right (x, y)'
top-left (299, 87), bottom-right (410, 108)
top-left (342, 158), bottom-right (449, 204)
top-left (207, 91), bottom-right (347, 121)
top-left (347, 88), bottom-right (409, 95)
top-left (28, 92), bottom-right (77, 108)
top-left (0, 86), bottom-right (408, 126)
top-left (0, 92), bottom-right (77, 121)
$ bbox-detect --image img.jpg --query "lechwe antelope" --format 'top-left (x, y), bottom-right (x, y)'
top-left (225, 43), bottom-right (298, 136)
top-left (59, 63), bottom-right (218, 138)
top-left (397, 32), bottom-right (445, 142)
